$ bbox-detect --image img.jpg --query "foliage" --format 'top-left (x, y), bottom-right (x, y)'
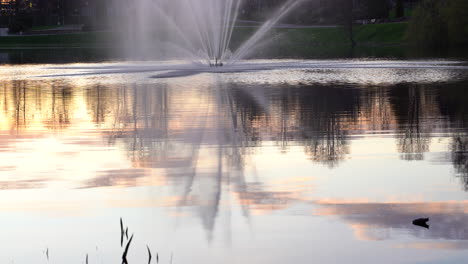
top-left (407, 0), bottom-right (468, 50)
top-left (395, 0), bottom-right (405, 18)
top-left (8, 15), bottom-right (33, 34)
top-left (360, 0), bottom-right (390, 19)
top-left (442, 0), bottom-right (468, 46)
top-left (355, 22), bottom-right (408, 44)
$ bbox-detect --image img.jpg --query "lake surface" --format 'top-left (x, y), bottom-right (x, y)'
top-left (1, 59), bottom-right (468, 263)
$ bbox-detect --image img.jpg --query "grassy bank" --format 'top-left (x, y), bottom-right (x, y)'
top-left (0, 32), bottom-right (116, 48)
top-left (230, 22), bottom-right (408, 58)
top-left (0, 23), bottom-right (409, 58)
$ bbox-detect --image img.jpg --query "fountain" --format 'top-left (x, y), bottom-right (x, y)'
top-left (40, 0), bottom-right (468, 79)
top-left (110, 0), bottom-right (303, 66)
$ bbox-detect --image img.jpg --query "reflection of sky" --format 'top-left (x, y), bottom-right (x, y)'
top-left (1, 61), bottom-right (468, 263)
top-left (315, 201), bottom-right (468, 241)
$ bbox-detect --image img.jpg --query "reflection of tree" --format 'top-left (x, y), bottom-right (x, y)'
top-left (359, 88), bottom-right (394, 131)
top-left (438, 82), bottom-right (468, 189)
top-left (228, 83), bottom-right (360, 168)
top-left (11, 81), bottom-right (28, 130)
top-left (390, 85), bottom-right (434, 161)
top-left (288, 84), bottom-right (359, 168)
top-left (451, 136), bottom-right (468, 189)
top-left (89, 84), bottom-right (171, 167)
top-left (43, 84), bottom-right (73, 130)
top-left (86, 85), bottom-right (113, 125)
top-left (0, 80), bottom-right (74, 131)
top-left (228, 86), bottom-right (266, 148)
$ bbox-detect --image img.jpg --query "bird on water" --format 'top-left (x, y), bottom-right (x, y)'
top-left (412, 218), bottom-right (429, 229)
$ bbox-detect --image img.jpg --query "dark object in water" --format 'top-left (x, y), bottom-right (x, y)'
top-left (209, 58), bottom-right (223, 67)
top-left (120, 218), bottom-right (125, 247)
top-left (147, 245), bottom-right (152, 264)
top-left (122, 234), bottom-right (134, 264)
top-left (412, 218), bottom-right (429, 229)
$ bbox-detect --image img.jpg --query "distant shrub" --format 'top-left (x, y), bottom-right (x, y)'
top-left (442, 0), bottom-right (468, 46)
top-left (407, 0), bottom-right (468, 50)
top-left (360, 0), bottom-right (390, 20)
top-left (395, 0), bottom-right (404, 18)
top-left (8, 15), bottom-right (33, 34)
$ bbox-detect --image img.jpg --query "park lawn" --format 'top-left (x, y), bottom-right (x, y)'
top-left (231, 22), bottom-right (408, 48)
top-left (0, 23), bottom-right (408, 54)
top-left (281, 22), bottom-right (408, 46)
top-left (29, 25), bottom-right (61, 31)
top-left (0, 32), bottom-right (115, 48)
top-left (229, 22), bottom-right (408, 57)
top-left (355, 22), bottom-right (408, 44)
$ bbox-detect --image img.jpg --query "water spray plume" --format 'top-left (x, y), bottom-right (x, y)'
top-left (112, 0), bottom-right (303, 66)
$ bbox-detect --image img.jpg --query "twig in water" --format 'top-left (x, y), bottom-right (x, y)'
top-left (122, 234), bottom-right (134, 264)
top-left (156, 253), bottom-right (159, 264)
top-left (125, 227), bottom-right (129, 240)
top-left (146, 245), bottom-right (152, 264)
top-left (46, 248), bottom-right (49, 261)
top-left (86, 253), bottom-right (88, 264)
top-left (120, 218), bottom-right (125, 247)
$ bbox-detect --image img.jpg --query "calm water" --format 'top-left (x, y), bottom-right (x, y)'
top-left (1, 60), bottom-right (468, 263)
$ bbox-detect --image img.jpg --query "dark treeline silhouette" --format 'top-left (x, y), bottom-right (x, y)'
top-left (407, 0), bottom-right (468, 52)
top-left (0, 0), bottom-right (108, 33)
top-left (0, 0), bottom-right (422, 33)
top-left (240, 0), bottom-right (421, 24)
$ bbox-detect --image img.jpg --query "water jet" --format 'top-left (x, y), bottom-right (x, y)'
top-left (111, 0), bottom-right (303, 66)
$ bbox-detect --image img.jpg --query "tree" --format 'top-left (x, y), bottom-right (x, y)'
top-left (395, 0), bottom-right (404, 18)
top-left (442, 0), bottom-right (468, 46)
top-left (407, 0), bottom-right (468, 50)
top-left (333, 0), bottom-right (356, 47)
top-left (361, 0), bottom-right (390, 19)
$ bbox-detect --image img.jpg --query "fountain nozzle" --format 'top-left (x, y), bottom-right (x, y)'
top-left (209, 58), bottom-right (223, 67)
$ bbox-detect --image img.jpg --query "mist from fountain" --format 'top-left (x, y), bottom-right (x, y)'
top-left (111, 0), bottom-right (302, 66)
top-left (42, 1), bottom-right (468, 79)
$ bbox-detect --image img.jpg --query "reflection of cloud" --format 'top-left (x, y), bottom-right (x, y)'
top-left (79, 168), bottom-right (150, 189)
top-left (105, 195), bottom-right (196, 208)
top-left (236, 190), bottom-right (297, 215)
top-left (0, 179), bottom-right (47, 190)
top-left (0, 166), bottom-right (15, 171)
top-left (396, 241), bottom-right (468, 250)
top-left (315, 201), bottom-right (468, 243)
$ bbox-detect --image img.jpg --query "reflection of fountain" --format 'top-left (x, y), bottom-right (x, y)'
top-left (74, 77), bottom-right (468, 242)
top-left (90, 79), bottom-right (299, 239)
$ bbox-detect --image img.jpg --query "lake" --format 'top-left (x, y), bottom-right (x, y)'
top-left (1, 59), bottom-right (468, 263)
